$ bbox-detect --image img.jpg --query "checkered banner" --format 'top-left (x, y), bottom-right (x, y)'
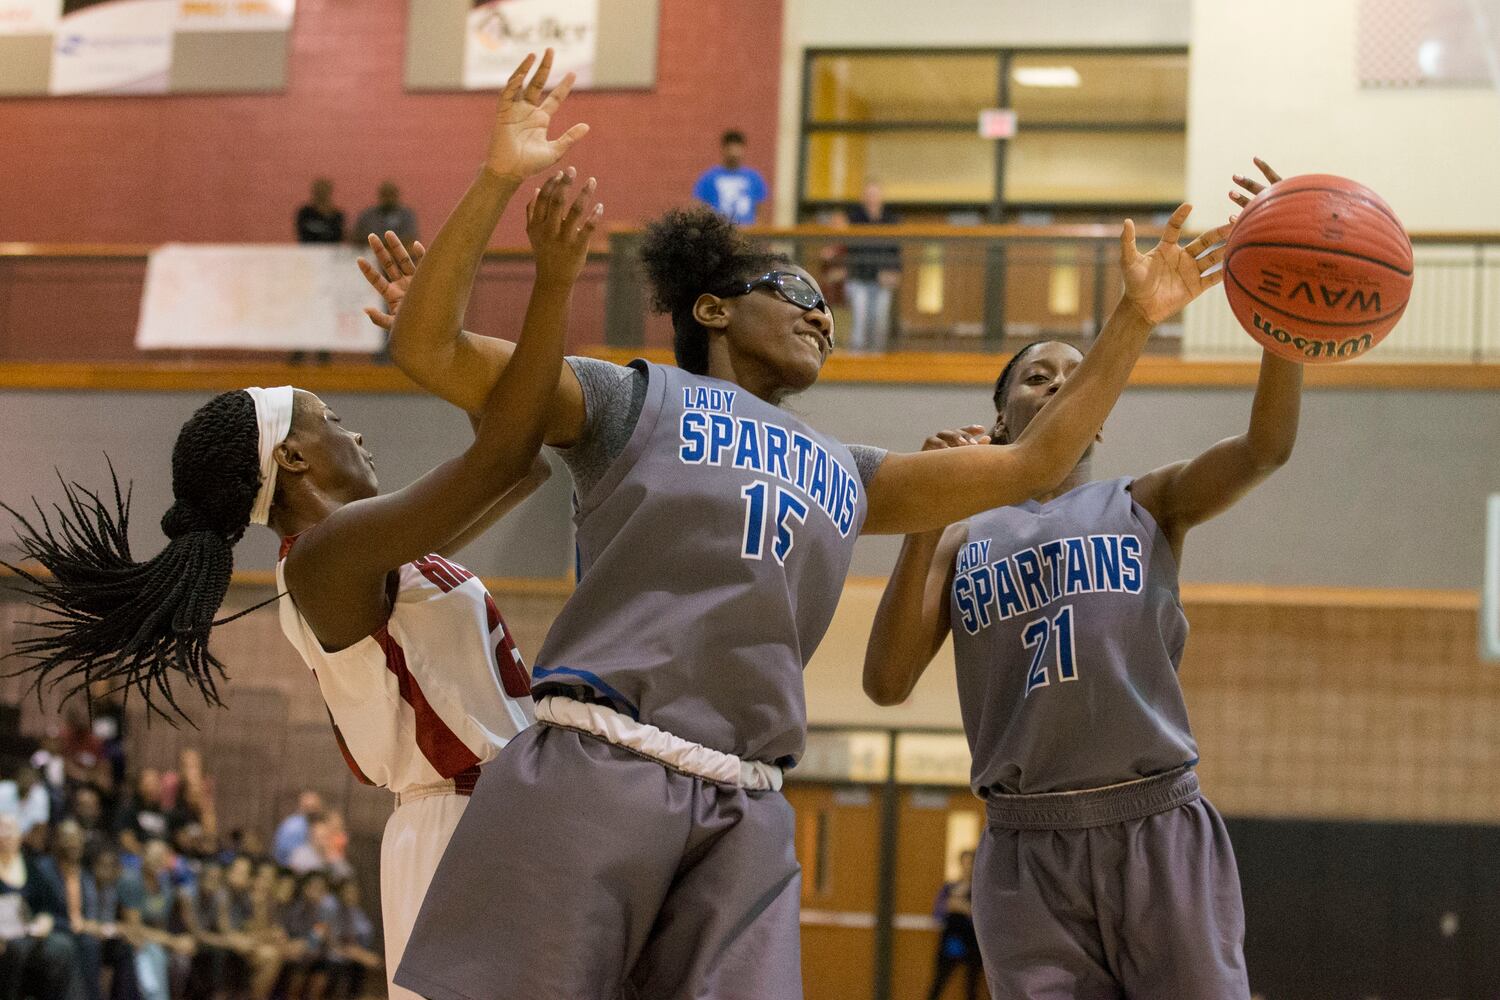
top-left (1358, 0), bottom-right (1500, 86)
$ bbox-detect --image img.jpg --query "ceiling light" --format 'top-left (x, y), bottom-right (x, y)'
top-left (1013, 66), bottom-right (1080, 88)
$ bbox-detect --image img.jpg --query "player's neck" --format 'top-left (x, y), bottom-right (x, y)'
top-left (271, 493), bottom-right (347, 542)
top-left (1036, 459), bottom-right (1092, 504)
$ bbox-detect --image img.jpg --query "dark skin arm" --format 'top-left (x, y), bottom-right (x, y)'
top-left (866, 161), bottom-right (1300, 703)
top-left (358, 234), bottom-right (554, 558)
top-left (383, 50), bottom-right (593, 449)
top-left (1130, 160), bottom-right (1303, 560)
top-left (283, 161), bottom-right (600, 651)
top-left (861, 205), bottom-right (1232, 536)
top-left (863, 428), bottom-right (982, 705)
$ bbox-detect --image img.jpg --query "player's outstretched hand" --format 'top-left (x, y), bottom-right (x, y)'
top-left (526, 166), bottom-right (603, 285)
top-left (356, 232), bottom-right (427, 331)
top-left (1229, 156), bottom-right (1284, 209)
top-left (486, 48), bottom-right (590, 183)
top-left (1120, 204), bottom-right (1235, 325)
top-left (922, 425), bottom-right (992, 451)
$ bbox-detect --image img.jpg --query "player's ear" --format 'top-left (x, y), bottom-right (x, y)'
top-left (693, 293), bottom-right (732, 331)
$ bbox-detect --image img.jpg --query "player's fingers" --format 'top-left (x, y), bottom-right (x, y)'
top-left (367, 232), bottom-right (396, 274)
top-left (577, 203), bottom-right (603, 238)
top-left (1196, 245), bottom-right (1227, 272)
top-left (409, 241), bottom-right (426, 265)
top-left (563, 177), bottom-right (597, 229)
top-left (550, 122), bottom-right (591, 157)
top-left (1232, 174), bottom-right (1266, 197)
top-left (363, 307), bottom-right (394, 331)
top-left (1119, 218), bottom-right (1138, 267)
top-left (499, 54), bottom-right (536, 105)
top-left (1254, 156), bottom-right (1284, 184)
top-left (390, 235), bottom-right (417, 276)
top-left (1229, 190), bottom-right (1251, 208)
top-left (524, 48), bottom-right (554, 103)
top-left (1160, 203), bottom-right (1192, 246)
top-left (355, 257), bottom-right (389, 294)
top-left (539, 72), bottom-right (576, 115)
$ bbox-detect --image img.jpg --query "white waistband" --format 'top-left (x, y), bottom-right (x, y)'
top-left (534, 696), bottom-right (784, 792)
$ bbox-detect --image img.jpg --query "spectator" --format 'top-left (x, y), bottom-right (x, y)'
top-left (273, 792), bottom-right (323, 868)
top-left (280, 872), bottom-right (339, 998)
top-left (0, 765), bottom-right (48, 836)
top-left (287, 813), bottom-right (353, 881)
top-left (81, 847), bottom-right (136, 1000)
top-left (353, 181), bottom-right (419, 248)
top-left (53, 820), bottom-right (134, 1000)
top-left (67, 786), bottom-right (111, 860)
top-left (113, 770), bottom-right (170, 860)
top-left (118, 839), bottom-right (194, 1000)
top-left (295, 178), bottom-right (345, 245)
top-left (843, 180), bottom-right (903, 353)
top-left (326, 879), bottom-right (379, 999)
top-left (926, 849), bottom-right (983, 1000)
top-left (0, 813), bottom-right (79, 1000)
top-left (693, 129), bottom-right (768, 225)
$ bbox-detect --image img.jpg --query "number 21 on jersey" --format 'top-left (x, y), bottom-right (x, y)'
top-left (1022, 604), bottom-right (1077, 696)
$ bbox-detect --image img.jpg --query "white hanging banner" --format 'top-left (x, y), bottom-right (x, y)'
top-left (0, 0), bottom-right (61, 36)
top-left (49, 0), bottom-right (175, 95)
top-left (136, 244), bottom-right (385, 353)
top-left (175, 0), bottom-right (294, 32)
top-left (462, 0), bottom-right (598, 90)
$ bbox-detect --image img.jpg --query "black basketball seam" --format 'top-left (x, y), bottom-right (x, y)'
top-left (1226, 267), bottom-right (1411, 329)
top-left (1226, 241), bottom-right (1414, 277)
top-left (1236, 183), bottom-right (1405, 231)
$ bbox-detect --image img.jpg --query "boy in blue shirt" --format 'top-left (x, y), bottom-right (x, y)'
top-left (693, 129), bottom-right (767, 225)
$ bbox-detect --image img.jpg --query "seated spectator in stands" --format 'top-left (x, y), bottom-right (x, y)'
top-left (287, 812), bottom-right (352, 881)
top-left (844, 179), bottom-right (903, 353)
top-left (353, 181), bottom-right (419, 247)
top-left (0, 813), bottom-right (79, 1000)
top-left (273, 791), bottom-right (323, 867)
top-left (119, 839), bottom-right (194, 1000)
top-left (183, 859), bottom-right (242, 1000)
top-left (83, 847), bottom-right (136, 1000)
top-left (296, 178), bottom-right (345, 245)
top-left (280, 872), bottom-right (339, 999)
top-left (693, 129), bottom-right (768, 225)
top-left (53, 821), bottom-right (134, 1000)
top-left (0, 764), bottom-right (48, 837)
top-left (67, 786), bottom-right (111, 860)
top-left (325, 879), bottom-right (380, 999)
top-left (113, 770), bottom-right (170, 861)
top-left (220, 857), bottom-right (284, 1000)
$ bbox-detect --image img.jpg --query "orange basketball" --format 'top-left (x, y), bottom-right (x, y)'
top-left (1223, 174), bottom-right (1413, 363)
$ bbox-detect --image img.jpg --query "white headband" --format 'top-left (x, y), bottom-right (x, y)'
top-left (243, 386), bottom-right (295, 527)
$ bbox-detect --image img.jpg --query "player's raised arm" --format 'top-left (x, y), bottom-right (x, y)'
top-left (860, 205), bottom-right (1233, 536)
top-left (862, 430), bottom-right (987, 705)
top-left (382, 49), bottom-right (593, 447)
top-left (1131, 160), bottom-right (1303, 558)
top-left (287, 174), bottom-right (601, 648)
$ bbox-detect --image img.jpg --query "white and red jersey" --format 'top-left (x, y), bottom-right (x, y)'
top-left (276, 539), bottom-right (534, 795)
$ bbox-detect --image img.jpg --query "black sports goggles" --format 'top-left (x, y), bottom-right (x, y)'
top-left (721, 271), bottom-right (830, 315)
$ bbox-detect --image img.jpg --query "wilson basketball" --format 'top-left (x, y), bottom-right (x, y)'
top-left (1224, 174), bottom-right (1413, 363)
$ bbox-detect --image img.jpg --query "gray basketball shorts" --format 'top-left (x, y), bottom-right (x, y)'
top-left (392, 723), bottom-right (804, 1000)
top-left (972, 768), bottom-right (1249, 1000)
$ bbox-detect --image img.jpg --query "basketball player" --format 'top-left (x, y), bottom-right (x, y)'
top-left (374, 51), bottom-right (1236, 1000)
top-left (861, 163), bottom-right (1297, 999)
top-left (2, 105), bottom-right (599, 999)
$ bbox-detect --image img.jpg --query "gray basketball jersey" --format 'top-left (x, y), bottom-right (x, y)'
top-left (950, 477), bottom-right (1198, 795)
top-left (533, 361), bottom-right (869, 765)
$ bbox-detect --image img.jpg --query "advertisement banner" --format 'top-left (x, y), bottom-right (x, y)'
top-left (0, 0), bottom-right (61, 36)
top-left (50, 0), bottom-right (174, 95)
top-left (175, 0), bottom-right (293, 33)
top-left (136, 245), bottom-right (385, 353)
top-left (463, 0), bottom-right (598, 90)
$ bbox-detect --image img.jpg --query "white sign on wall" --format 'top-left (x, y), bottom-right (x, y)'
top-left (463, 0), bottom-right (599, 90)
top-left (175, 0), bottom-right (294, 32)
top-left (50, 0), bottom-right (175, 95)
top-left (0, 0), bottom-right (61, 36)
top-left (136, 245), bottom-right (384, 353)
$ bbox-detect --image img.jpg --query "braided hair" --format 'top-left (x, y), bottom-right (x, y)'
top-left (639, 206), bottom-right (785, 374)
top-left (2, 390), bottom-right (267, 721)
